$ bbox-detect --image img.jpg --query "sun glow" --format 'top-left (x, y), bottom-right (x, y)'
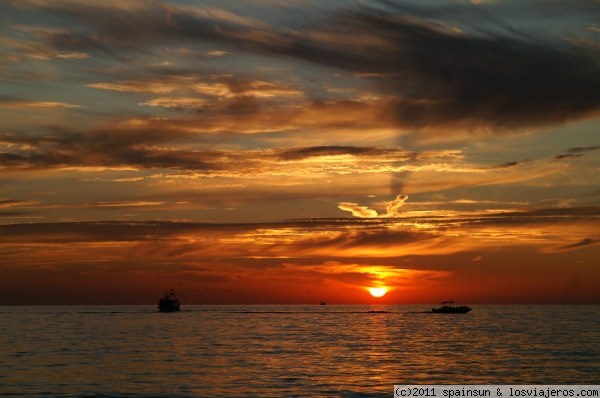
top-left (368, 287), bottom-right (387, 298)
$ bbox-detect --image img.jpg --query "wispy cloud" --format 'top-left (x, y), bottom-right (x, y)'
top-left (0, 128), bottom-right (413, 173)
top-left (1, 207), bottom-right (597, 252)
top-left (385, 194), bottom-right (409, 217)
top-left (139, 97), bottom-right (208, 108)
top-left (282, 12), bottom-right (600, 133)
top-left (0, 199), bottom-right (39, 209)
top-left (552, 145), bottom-right (600, 161)
top-left (552, 238), bottom-right (600, 252)
top-left (88, 76), bottom-right (303, 99)
top-left (338, 194), bottom-right (409, 218)
top-left (0, 96), bottom-right (80, 109)
top-left (337, 202), bottom-right (378, 218)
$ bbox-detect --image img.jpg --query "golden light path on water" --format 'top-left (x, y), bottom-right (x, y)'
top-left (2, 305), bottom-right (599, 396)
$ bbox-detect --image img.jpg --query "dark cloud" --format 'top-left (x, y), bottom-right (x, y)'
top-left (567, 146), bottom-right (600, 154)
top-left (321, 11), bottom-right (600, 132)
top-left (291, 228), bottom-right (431, 251)
top-left (5, 0), bottom-right (279, 66)
top-left (277, 146), bottom-right (409, 161)
top-left (555, 238), bottom-right (600, 251)
top-left (494, 160), bottom-right (529, 168)
top-left (473, 206), bottom-right (600, 226)
top-left (0, 220), bottom-right (441, 263)
top-left (377, 0), bottom-right (600, 27)
top-left (0, 128), bottom-right (240, 171)
top-left (2, 207), bottom-right (597, 244)
top-left (7, 1), bottom-right (600, 134)
top-left (499, 161), bottom-right (518, 168)
top-left (0, 129), bottom-right (412, 171)
top-left (0, 221), bottom-right (256, 244)
top-left (0, 199), bottom-right (26, 207)
top-left (0, 200), bottom-right (34, 218)
top-left (553, 145), bottom-right (600, 161)
top-left (496, 146), bottom-right (598, 166)
top-left (553, 154), bottom-right (582, 161)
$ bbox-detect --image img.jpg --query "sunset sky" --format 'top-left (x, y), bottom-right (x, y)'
top-left (1, 0), bottom-right (599, 305)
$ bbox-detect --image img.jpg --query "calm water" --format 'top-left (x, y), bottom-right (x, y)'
top-left (1, 305), bottom-right (599, 397)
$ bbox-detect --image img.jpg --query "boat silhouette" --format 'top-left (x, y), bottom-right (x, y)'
top-left (431, 300), bottom-right (471, 314)
top-left (158, 289), bottom-right (181, 312)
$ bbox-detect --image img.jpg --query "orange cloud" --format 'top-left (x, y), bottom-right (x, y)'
top-left (139, 97), bottom-right (208, 108)
top-left (1, 214), bottom-right (598, 303)
top-left (338, 194), bottom-right (409, 218)
top-left (88, 76), bottom-right (304, 100)
top-left (0, 100), bottom-right (80, 109)
top-left (337, 202), bottom-right (378, 218)
top-left (385, 194), bottom-right (409, 217)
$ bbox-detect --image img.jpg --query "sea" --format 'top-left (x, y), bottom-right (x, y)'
top-left (1, 305), bottom-right (599, 397)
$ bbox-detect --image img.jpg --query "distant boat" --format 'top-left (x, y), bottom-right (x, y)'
top-left (431, 300), bottom-right (471, 314)
top-left (320, 301), bottom-right (326, 305)
top-left (158, 289), bottom-right (181, 312)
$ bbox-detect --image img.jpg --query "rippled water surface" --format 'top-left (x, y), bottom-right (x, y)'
top-left (1, 305), bottom-right (599, 397)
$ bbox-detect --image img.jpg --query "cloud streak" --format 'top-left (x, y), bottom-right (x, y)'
top-left (0, 206), bottom-right (597, 250)
top-left (553, 238), bottom-right (600, 252)
top-left (0, 96), bottom-right (80, 109)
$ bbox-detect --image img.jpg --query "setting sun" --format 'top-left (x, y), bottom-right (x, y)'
top-left (368, 287), bottom-right (387, 298)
